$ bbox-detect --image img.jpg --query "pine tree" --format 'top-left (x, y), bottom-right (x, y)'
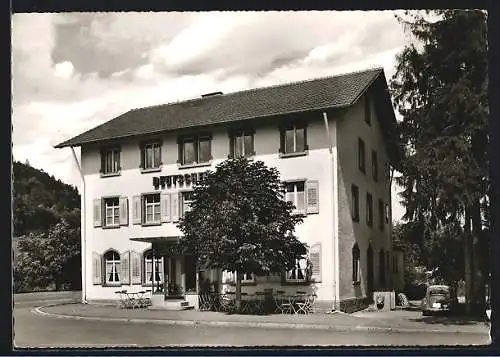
top-left (391, 10), bottom-right (488, 314)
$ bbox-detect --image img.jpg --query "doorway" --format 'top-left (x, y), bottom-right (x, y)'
top-left (367, 244), bottom-right (374, 302)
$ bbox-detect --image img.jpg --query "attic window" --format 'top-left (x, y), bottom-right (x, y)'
top-left (201, 92), bottom-right (223, 98)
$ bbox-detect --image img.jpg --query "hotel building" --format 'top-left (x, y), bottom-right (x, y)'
top-left (55, 67), bottom-right (403, 312)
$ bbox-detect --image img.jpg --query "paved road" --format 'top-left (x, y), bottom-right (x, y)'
top-left (13, 296), bottom-right (490, 348)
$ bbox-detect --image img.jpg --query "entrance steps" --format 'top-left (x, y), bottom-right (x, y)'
top-left (148, 295), bottom-right (195, 311)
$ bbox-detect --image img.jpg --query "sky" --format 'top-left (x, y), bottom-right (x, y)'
top-left (12, 11), bottom-right (413, 222)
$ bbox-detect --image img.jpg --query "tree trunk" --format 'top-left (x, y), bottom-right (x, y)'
top-left (464, 210), bottom-right (473, 314)
top-left (471, 200), bottom-right (485, 313)
top-left (235, 271), bottom-right (242, 313)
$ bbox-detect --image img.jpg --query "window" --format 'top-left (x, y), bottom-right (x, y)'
top-left (143, 194), bottom-right (161, 224)
top-left (286, 258), bottom-right (308, 282)
top-left (372, 150), bottom-right (378, 182)
top-left (366, 193), bottom-right (373, 227)
top-left (104, 250), bottom-right (120, 284)
top-left (280, 123), bottom-right (307, 155)
top-left (352, 243), bottom-right (360, 283)
top-left (181, 191), bottom-right (194, 217)
top-left (285, 181), bottom-right (305, 214)
top-left (179, 135), bottom-right (212, 165)
top-left (379, 249), bottom-right (386, 287)
top-left (144, 250), bottom-right (164, 286)
top-left (358, 138), bottom-right (365, 173)
top-left (385, 203), bottom-right (390, 224)
top-left (230, 130), bottom-right (254, 158)
top-left (104, 197), bottom-right (120, 227)
top-left (378, 199), bottom-right (384, 231)
top-left (141, 142), bottom-right (162, 170)
top-left (222, 271), bottom-right (255, 284)
top-left (351, 184), bottom-right (360, 222)
top-left (392, 255), bottom-right (398, 273)
top-left (385, 162), bottom-right (391, 186)
top-left (101, 147), bottom-right (120, 175)
top-left (365, 95), bottom-right (371, 125)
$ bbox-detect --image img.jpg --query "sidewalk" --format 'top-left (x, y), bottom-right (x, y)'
top-left (35, 302), bottom-right (489, 334)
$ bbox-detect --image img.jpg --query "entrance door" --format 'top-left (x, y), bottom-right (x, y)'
top-left (165, 257), bottom-right (183, 298)
top-left (367, 245), bottom-right (374, 302)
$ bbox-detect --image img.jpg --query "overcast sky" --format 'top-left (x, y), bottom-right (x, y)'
top-left (12, 11), bottom-right (412, 222)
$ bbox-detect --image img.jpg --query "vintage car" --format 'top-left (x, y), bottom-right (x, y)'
top-left (421, 284), bottom-right (458, 316)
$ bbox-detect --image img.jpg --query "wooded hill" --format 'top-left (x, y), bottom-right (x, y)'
top-left (13, 161), bottom-right (80, 238)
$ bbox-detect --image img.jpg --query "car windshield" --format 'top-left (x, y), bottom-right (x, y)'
top-left (429, 287), bottom-right (449, 295)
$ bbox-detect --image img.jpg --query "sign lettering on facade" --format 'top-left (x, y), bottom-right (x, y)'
top-left (152, 171), bottom-right (210, 190)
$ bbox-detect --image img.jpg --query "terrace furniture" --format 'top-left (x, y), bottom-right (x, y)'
top-left (296, 294), bottom-right (316, 314)
top-left (115, 290), bottom-right (128, 309)
top-left (280, 295), bottom-right (295, 314)
top-left (273, 291), bottom-right (286, 314)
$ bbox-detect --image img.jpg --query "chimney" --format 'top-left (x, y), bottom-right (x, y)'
top-left (201, 91), bottom-right (223, 98)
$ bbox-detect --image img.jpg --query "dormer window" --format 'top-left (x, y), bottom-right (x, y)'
top-left (100, 147), bottom-right (120, 176)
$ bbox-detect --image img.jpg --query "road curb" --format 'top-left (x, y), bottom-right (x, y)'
top-left (32, 304), bottom-right (488, 335)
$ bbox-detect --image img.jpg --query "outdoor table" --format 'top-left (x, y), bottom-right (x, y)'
top-left (115, 290), bottom-right (128, 309)
top-left (124, 292), bottom-right (141, 309)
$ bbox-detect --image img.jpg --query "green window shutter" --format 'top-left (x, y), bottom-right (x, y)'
top-left (306, 180), bottom-right (319, 214)
top-left (171, 192), bottom-right (179, 222)
top-left (161, 193), bottom-right (171, 223)
top-left (93, 199), bottom-right (102, 227)
top-left (119, 197), bottom-right (129, 226)
top-left (132, 195), bottom-right (142, 225)
top-left (120, 251), bottom-right (130, 285)
top-left (131, 251), bottom-right (141, 285)
top-left (92, 252), bottom-right (102, 285)
top-left (309, 244), bottom-right (321, 282)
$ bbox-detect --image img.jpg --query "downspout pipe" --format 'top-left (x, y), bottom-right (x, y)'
top-left (323, 111), bottom-right (339, 312)
top-left (70, 146), bottom-right (87, 304)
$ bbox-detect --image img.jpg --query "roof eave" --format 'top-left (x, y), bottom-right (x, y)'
top-left (53, 103), bottom-right (353, 149)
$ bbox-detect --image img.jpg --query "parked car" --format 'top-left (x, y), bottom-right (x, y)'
top-left (421, 284), bottom-right (458, 316)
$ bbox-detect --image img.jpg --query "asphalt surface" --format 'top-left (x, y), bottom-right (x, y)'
top-left (13, 293), bottom-right (491, 348)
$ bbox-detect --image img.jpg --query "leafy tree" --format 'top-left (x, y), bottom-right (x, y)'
top-left (390, 10), bottom-right (488, 313)
top-left (178, 157), bottom-right (307, 311)
top-left (14, 218), bottom-right (81, 292)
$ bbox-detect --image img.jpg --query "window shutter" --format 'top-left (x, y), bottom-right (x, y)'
top-left (100, 150), bottom-right (105, 173)
top-left (306, 180), bottom-right (319, 214)
top-left (131, 251), bottom-right (141, 285)
top-left (222, 270), bottom-right (234, 284)
top-left (309, 244), bottom-right (321, 282)
top-left (161, 193), bottom-right (171, 223)
top-left (139, 144), bottom-right (145, 169)
top-left (177, 137), bottom-right (183, 164)
top-left (93, 199), bottom-right (102, 227)
top-left (119, 197), bottom-right (129, 226)
top-left (140, 252), bottom-right (144, 284)
top-left (171, 192), bottom-right (180, 222)
top-left (229, 134), bottom-right (235, 159)
top-left (132, 195), bottom-right (141, 225)
top-left (92, 252), bottom-right (102, 285)
top-left (279, 128), bottom-right (285, 153)
top-left (120, 251), bottom-right (130, 285)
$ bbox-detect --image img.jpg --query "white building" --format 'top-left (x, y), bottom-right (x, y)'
top-left (56, 67), bottom-right (403, 313)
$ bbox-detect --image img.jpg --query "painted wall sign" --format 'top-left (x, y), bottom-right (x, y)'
top-left (153, 171), bottom-right (210, 190)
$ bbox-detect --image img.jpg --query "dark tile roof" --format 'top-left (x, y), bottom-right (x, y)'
top-left (55, 67), bottom-right (385, 148)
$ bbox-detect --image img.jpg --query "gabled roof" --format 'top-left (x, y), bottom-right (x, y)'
top-left (55, 68), bottom-right (384, 147)
top-left (55, 67), bottom-right (401, 167)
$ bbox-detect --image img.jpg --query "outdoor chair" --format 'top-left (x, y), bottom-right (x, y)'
top-left (280, 295), bottom-right (295, 314)
top-left (296, 294), bottom-right (316, 314)
top-left (273, 291), bottom-right (286, 314)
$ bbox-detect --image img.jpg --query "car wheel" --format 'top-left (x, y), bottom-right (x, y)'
top-left (422, 310), bottom-right (429, 316)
